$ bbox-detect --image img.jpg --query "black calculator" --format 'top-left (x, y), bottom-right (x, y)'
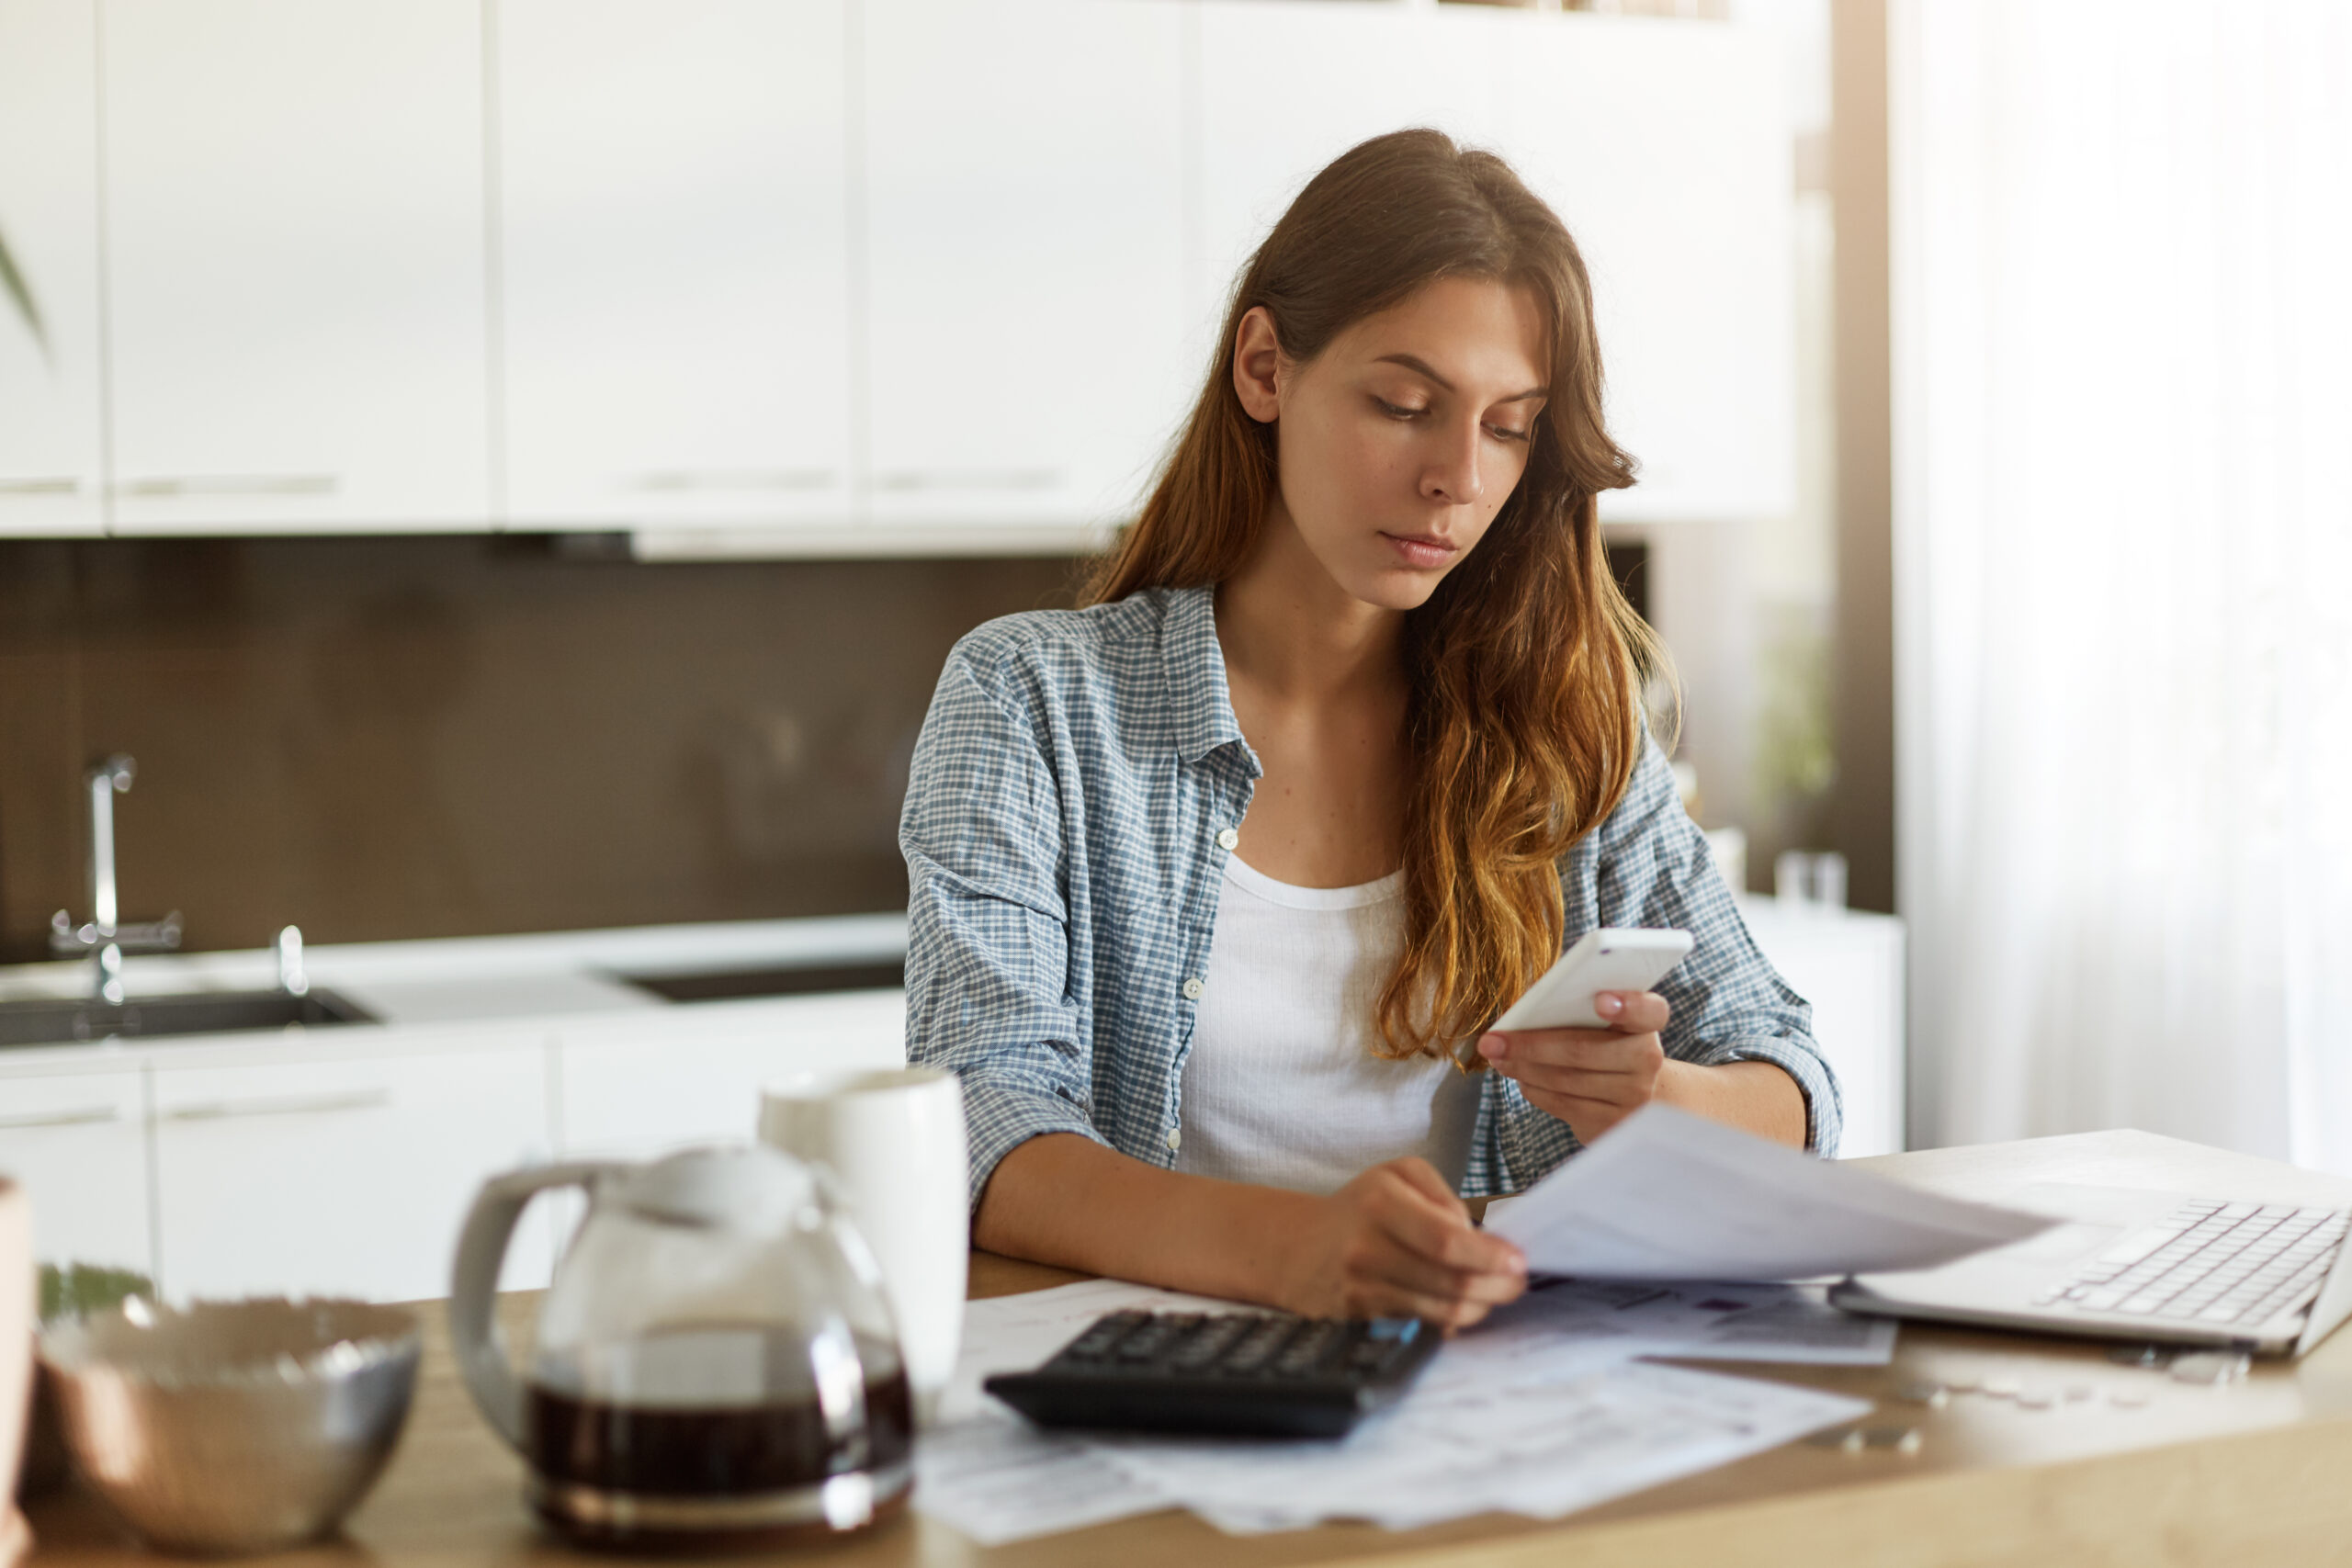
top-left (982, 1309), bottom-right (1442, 1438)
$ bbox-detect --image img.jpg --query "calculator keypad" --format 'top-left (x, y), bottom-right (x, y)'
top-left (984, 1309), bottom-right (1441, 1437)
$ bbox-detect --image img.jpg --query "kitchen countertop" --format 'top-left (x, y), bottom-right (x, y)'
top-left (0, 913), bottom-right (907, 1058)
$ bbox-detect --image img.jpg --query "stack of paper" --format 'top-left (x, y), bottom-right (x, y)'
top-left (1091, 1338), bottom-right (1873, 1536)
top-left (916, 1278), bottom-right (1877, 1542)
top-left (917, 1106), bottom-right (2051, 1544)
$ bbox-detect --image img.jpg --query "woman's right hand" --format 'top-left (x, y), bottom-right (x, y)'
top-left (1275, 1157), bottom-right (1529, 1327)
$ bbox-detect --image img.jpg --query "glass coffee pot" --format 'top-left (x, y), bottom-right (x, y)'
top-left (449, 1145), bottom-right (911, 1550)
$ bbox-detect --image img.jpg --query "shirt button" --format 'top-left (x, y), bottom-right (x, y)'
top-left (1182, 976), bottom-right (1205, 1000)
top-left (1216, 827), bottom-right (1238, 851)
top-left (1165, 1127), bottom-right (1182, 1152)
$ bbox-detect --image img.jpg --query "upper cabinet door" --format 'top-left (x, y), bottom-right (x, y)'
top-left (1509, 20), bottom-right (1794, 525)
top-left (101, 0), bottom-right (491, 534)
top-left (0, 0), bottom-right (104, 536)
top-left (1200, 6), bottom-right (1793, 527)
top-left (861, 0), bottom-right (1188, 536)
top-left (1193, 1), bottom-right (1517, 358)
top-left (498, 0), bottom-right (854, 534)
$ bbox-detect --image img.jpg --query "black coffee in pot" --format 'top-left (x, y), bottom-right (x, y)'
top-left (524, 1325), bottom-right (913, 1549)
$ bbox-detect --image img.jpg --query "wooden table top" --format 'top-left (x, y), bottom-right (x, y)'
top-left (27, 1129), bottom-right (2352, 1567)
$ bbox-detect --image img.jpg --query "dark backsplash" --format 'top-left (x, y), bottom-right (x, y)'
top-left (0, 537), bottom-right (1081, 962)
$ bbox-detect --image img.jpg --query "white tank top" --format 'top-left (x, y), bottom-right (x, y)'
top-left (1174, 854), bottom-right (1479, 1195)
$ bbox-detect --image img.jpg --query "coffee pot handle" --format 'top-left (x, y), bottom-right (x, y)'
top-left (448, 1161), bottom-right (624, 1450)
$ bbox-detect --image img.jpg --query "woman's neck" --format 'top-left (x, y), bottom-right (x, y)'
top-left (1215, 506), bottom-right (1407, 706)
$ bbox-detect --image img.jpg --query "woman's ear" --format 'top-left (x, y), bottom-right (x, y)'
top-left (1231, 306), bottom-right (1283, 424)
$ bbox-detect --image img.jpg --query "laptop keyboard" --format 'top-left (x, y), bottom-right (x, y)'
top-left (2036, 1200), bottom-right (2349, 1326)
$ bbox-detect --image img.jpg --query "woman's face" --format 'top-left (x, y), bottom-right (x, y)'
top-left (1234, 276), bottom-right (1551, 612)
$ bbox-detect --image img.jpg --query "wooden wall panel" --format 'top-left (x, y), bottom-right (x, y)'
top-left (0, 538), bottom-right (1079, 960)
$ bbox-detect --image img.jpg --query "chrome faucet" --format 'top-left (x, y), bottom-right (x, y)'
top-left (275, 924), bottom-right (309, 998)
top-left (50, 754), bottom-right (182, 1005)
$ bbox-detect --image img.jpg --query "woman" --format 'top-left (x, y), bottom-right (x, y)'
top-left (901, 130), bottom-right (1838, 1329)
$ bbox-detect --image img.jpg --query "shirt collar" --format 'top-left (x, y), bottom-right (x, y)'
top-left (1158, 584), bottom-right (1255, 770)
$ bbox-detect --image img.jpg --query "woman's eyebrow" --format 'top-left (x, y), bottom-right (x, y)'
top-left (1374, 353), bottom-right (1548, 403)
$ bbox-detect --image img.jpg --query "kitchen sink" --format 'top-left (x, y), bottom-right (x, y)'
top-left (0, 988), bottom-right (377, 1048)
top-left (619, 958), bottom-right (905, 1003)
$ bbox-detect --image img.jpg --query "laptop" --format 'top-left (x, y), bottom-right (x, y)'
top-left (1827, 1183), bottom-right (2352, 1358)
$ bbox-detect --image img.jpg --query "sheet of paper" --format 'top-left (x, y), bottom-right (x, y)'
top-left (914, 1415), bottom-right (1172, 1547)
top-left (1483, 1277), bottom-right (1899, 1365)
top-left (915, 1280), bottom-right (1242, 1544)
top-left (935, 1278), bottom-right (1248, 1427)
top-left (1097, 1359), bottom-right (1871, 1533)
top-left (918, 1276), bottom-right (1876, 1542)
top-left (1484, 1103), bottom-right (2055, 1280)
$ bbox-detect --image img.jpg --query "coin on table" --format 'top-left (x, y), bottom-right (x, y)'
top-left (1860, 1426), bottom-right (1925, 1455)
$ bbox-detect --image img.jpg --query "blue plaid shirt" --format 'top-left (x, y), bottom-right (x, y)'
top-left (901, 585), bottom-right (1841, 1213)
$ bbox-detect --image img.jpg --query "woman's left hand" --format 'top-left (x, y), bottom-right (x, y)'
top-left (1475, 990), bottom-right (1672, 1145)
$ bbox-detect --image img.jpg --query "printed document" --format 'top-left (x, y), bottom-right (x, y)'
top-left (1473, 1276), bottom-right (1899, 1366)
top-left (916, 1276), bottom-right (1877, 1544)
top-left (1099, 1358), bottom-right (1869, 1534)
top-left (919, 1279), bottom-right (1222, 1545)
top-left (1483, 1103), bottom-right (2053, 1280)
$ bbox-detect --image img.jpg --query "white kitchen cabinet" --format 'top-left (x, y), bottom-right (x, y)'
top-left (1736, 900), bottom-right (1906, 1159)
top-left (0, 0), bottom-right (105, 536)
top-left (0, 1065), bottom-right (152, 1279)
top-left (1193, 2), bottom-right (1518, 355)
top-left (99, 0), bottom-right (491, 534)
top-left (150, 1033), bottom-right (555, 1303)
top-left (497, 0), bottom-right (854, 536)
top-left (1196, 5), bottom-right (1792, 529)
top-left (1508, 19), bottom-right (1794, 524)
top-left (558, 990), bottom-right (905, 1159)
top-left (859, 0), bottom-right (1188, 536)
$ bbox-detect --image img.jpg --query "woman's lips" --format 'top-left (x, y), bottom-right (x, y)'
top-left (1381, 531), bottom-right (1460, 569)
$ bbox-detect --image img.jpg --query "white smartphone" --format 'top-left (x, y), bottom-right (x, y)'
top-left (1457, 927), bottom-right (1695, 1067)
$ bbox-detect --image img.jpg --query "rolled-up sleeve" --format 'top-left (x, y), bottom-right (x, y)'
top-left (1602, 739), bottom-right (1842, 1156)
top-left (1483, 736), bottom-right (1844, 1192)
top-left (900, 651), bottom-right (1109, 1213)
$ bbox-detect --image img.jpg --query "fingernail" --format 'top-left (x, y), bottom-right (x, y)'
top-left (1477, 1032), bottom-right (1506, 1059)
top-left (1597, 992), bottom-right (1623, 1019)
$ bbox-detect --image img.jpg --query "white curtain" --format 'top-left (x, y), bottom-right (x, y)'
top-left (1892, 2), bottom-right (2352, 1170)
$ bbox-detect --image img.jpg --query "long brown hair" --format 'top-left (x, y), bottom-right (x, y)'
top-left (1085, 129), bottom-right (1668, 1060)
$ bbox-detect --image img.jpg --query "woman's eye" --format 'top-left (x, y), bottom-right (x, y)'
top-left (1487, 424), bottom-right (1532, 445)
top-left (1374, 398), bottom-right (1426, 420)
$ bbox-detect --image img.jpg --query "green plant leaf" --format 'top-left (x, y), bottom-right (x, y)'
top-left (0, 222), bottom-right (51, 357)
top-left (39, 1261), bottom-right (156, 1325)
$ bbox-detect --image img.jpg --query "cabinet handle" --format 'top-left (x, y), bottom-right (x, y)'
top-left (627, 468), bottom-right (837, 493)
top-left (164, 1089), bottom-right (391, 1122)
top-left (0, 1105), bottom-right (120, 1131)
top-left (873, 468), bottom-right (1062, 492)
top-left (119, 475), bottom-right (339, 498)
top-left (0, 478), bottom-right (78, 496)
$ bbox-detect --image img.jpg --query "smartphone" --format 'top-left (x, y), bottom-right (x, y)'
top-left (1456, 927), bottom-right (1695, 1067)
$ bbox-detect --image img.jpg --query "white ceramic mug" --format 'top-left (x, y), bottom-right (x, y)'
top-left (759, 1068), bottom-right (967, 1425)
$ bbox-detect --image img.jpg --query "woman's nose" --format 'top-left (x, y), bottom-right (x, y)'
top-left (1420, 419), bottom-right (1487, 507)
